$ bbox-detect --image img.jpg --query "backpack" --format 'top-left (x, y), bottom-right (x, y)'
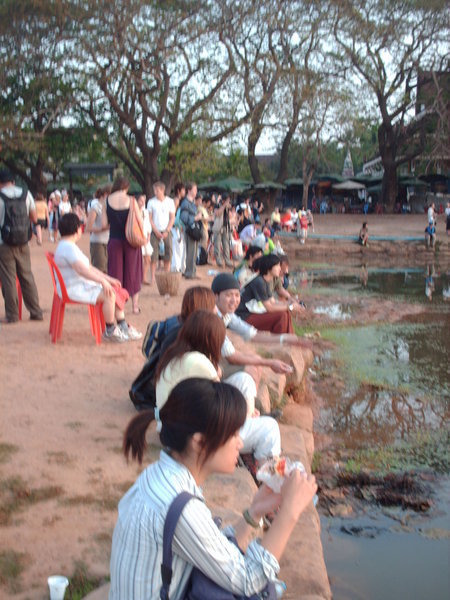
top-left (196, 245), bottom-right (208, 266)
top-left (129, 316), bottom-right (180, 411)
top-left (0, 189), bottom-right (32, 245)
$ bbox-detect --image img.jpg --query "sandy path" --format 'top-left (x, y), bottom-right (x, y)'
top-left (0, 213), bottom-right (447, 598)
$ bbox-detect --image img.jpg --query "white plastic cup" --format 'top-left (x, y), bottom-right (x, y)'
top-left (47, 575), bottom-right (69, 600)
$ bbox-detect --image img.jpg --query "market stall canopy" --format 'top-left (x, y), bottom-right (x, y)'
top-left (253, 180), bottom-right (285, 189)
top-left (198, 176), bottom-right (252, 193)
top-left (332, 180), bottom-right (366, 190)
top-left (316, 173), bottom-right (345, 188)
top-left (353, 172), bottom-right (383, 184)
top-left (284, 177), bottom-right (304, 186)
top-left (398, 176), bottom-right (430, 187)
top-left (317, 173), bottom-right (345, 183)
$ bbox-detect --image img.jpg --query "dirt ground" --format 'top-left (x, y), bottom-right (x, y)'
top-left (0, 213), bottom-right (447, 599)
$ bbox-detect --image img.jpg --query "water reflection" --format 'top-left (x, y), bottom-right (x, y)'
top-left (317, 322), bottom-right (449, 447)
top-left (424, 264), bottom-right (435, 301)
top-left (313, 303), bottom-right (352, 320)
top-left (360, 263), bottom-right (368, 288)
top-left (294, 263), bottom-right (450, 305)
top-left (319, 386), bottom-right (446, 446)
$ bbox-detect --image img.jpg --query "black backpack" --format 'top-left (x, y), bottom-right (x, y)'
top-left (129, 316), bottom-right (180, 411)
top-left (0, 189), bottom-right (32, 246)
top-left (196, 245), bottom-right (207, 265)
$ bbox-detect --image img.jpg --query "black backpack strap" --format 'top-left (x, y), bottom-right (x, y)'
top-left (160, 492), bottom-right (199, 600)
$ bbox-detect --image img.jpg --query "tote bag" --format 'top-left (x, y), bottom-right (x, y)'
top-left (125, 197), bottom-right (146, 248)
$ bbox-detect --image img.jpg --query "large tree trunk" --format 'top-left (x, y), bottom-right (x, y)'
top-left (247, 122), bottom-right (262, 184)
top-left (381, 165), bottom-right (398, 213)
top-left (302, 185), bottom-right (309, 210)
top-left (378, 124), bottom-right (398, 213)
top-left (302, 157), bottom-right (315, 211)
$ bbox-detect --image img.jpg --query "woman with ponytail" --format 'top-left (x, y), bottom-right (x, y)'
top-left (109, 378), bottom-right (317, 599)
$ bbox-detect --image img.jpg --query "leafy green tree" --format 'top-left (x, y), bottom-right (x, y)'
top-left (72, 0), bottom-right (246, 195)
top-left (0, 0), bottom-right (73, 194)
top-left (332, 0), bottom-right (449, 211)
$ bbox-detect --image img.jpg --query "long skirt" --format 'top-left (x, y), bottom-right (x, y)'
top-left (107, 238), bottom-right (142, 297)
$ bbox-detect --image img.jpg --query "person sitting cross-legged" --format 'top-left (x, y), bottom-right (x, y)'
top-left (236, 254), bottom-right (304, 334)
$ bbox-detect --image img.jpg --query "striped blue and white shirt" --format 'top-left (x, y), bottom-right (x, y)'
top-left (109, 451), bottom-right (279, 599)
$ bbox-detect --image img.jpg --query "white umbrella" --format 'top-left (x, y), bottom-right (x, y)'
top-left (332, 180), bottom-right (366, 190)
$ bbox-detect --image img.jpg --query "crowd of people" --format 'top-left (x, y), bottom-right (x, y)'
top-left (110, 274), bottom-right (316, 599)
top-left (0, 167), bottom-right (320, 598)
top-left (6, 168), bottom-right (450, 598)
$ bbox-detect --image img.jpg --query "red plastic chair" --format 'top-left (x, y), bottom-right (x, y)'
top-left (0, 277), bottom-right (22, 320)
top-left (45, 251), bottom-right (105, 344)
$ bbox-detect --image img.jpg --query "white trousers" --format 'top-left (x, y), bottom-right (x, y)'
top-left (171, 229), bottom-right (186, 272)
top-left (224, 371), bottom-right (281, 461)
top-left (239, 416), bottom-right (281, 461)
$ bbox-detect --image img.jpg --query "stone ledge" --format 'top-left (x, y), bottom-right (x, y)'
top-left (84, 338), bottom-right (330, 599)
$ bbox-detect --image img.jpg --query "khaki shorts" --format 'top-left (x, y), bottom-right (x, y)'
top-left (150, 231), bottom-right (173, 263)
top-left (90, 242), bottom-right (108, 273)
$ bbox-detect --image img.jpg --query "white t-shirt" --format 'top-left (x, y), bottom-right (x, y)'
top-left (147, 196), bottom-right (175, 232)
top-left (54, 239), bottom-right (89, 286)
top-left (155, 352), bottom-right (219, 409)
top-left (59, 200), bottom-right (72, 216)
top-left (88, 199), bottom-right (109, 244)
top-left (0, 185), bottom-right (34, 245)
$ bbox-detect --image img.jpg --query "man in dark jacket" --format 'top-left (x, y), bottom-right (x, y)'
top-left (179, 181), bottom-right (201, 279)
top-left (0, 169), bottom-right (43, 323)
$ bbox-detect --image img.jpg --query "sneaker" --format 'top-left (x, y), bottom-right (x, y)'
top-left (120, 323), bottom-right (142, 341)
top-left (102, 325), bottom-right (128, 343)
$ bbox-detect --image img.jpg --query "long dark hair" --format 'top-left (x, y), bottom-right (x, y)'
top-left (253, 253), bottom-right (280, 276)
top-left (123, 378), bottom-right (246, 464)
top-left (155, 310), bottom-right (225, 381)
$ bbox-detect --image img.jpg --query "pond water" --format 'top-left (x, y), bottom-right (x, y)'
top-left (290, 261), bottom-right (450, 600)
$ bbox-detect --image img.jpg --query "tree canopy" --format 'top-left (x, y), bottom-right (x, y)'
top-left (0, 0), bottom-right (448, 207)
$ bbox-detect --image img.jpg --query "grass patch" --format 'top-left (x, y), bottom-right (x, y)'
top-left (0, 443), bottom-right (18, 465)
top-left (0, 477), bottom-right (64, 526)
top-left (0, 550), bottom-right (28, 593)
top-left (66, 561), bottom-right (109, 600)
top-left (267, 385), bottom-right (279, 407)
top-left (47, 451), bottom-right (75, 466)
top-left (311, 451), bottom-right (322, 473)
top-left (341, 430), bottom-right (450, 475)
top-left (61, 492), bottom-right (119, 512)
top-left (65, 421), bottom-right (83, 431)
top-left (93, 531), bottom-right (112, 546)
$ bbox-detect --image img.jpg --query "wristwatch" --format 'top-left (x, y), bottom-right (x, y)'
top-left (243, 508), bottom-right (263, 529)
top-left (288, 303), bottom-right (294, 312)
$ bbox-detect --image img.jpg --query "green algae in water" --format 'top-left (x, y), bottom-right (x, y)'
top-left (343, 430), bottom-right (450, 475)
top-left (320, 322), bottom-right (450, 400)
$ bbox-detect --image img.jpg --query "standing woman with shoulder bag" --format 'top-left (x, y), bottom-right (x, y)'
top-left (101, 175), bottom-right (143, 338)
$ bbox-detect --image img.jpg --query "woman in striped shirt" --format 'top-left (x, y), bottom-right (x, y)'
top-left (109, 378), bottom-right (317, 599)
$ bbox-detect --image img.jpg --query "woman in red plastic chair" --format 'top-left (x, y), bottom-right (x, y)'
top-left (54, 213), bottom-right (136, 342)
